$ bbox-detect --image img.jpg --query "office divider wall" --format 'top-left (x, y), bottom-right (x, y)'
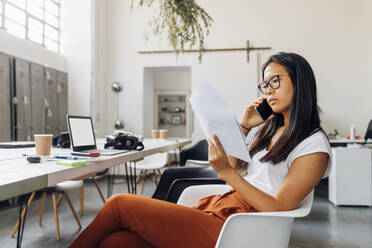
top-left (0, 52), bottom-right (68, 141)
top-left (0, 53), bottom-right (11, 142)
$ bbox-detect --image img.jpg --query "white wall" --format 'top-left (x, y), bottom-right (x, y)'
top-left (60, 0), bottom-right (92, 116)
top-left (143, 68), bottom-right (155, 137)
top-left (93, 0), bottom-right (372, 141)
top-left (0, 29), bottom-right (65, 71)
top-left (153, 69), bottom-right (191, 91)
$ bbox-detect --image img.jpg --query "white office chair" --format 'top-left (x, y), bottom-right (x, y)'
top-left (132, 152), bottom-right (168, 194)
top-left (177, 184), bottom-right (314, 248)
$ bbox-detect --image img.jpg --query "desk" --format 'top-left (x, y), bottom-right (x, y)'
top-left (0, 137), bottom-right (191, 247)
top-left (329, 138), bottom-right (372, 147)
top-left (329, 147), bottom-right (372, 206)
top-left (0, 138), bottom-right (190, 201)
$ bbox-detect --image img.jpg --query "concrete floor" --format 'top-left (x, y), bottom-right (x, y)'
top-left (0, 177), bottom-right (371, 248)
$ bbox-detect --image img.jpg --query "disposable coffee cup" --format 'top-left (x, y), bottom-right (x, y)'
top-left (159, 129), bottom-right (168, 139)
top-left (34, 134), bottom-right (53, 156)
top-left (152, 130), bottom-right (160, 139)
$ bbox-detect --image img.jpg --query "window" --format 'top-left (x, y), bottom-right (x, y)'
top-left (0, 0), bottom-right (60, 53)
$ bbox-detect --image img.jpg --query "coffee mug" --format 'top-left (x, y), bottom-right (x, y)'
top-left (34, 134), bottom-right (53, 156)
top-left (152, 130), bottom-right (160, 139)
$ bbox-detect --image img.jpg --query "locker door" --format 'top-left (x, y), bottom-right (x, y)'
top-left (0, 53), bottom-right (11, 141)
top-left (30, 63), bottom-right (45, 135)
top-left (45, 67), bottom-right (59, 135)
top-left (14, 58), bottom-right (32, 141)
top-left (57, 71), bottom-right (68, 133)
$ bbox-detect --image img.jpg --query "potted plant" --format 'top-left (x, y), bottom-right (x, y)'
top-left (132, 0), bottom-right (213, 61)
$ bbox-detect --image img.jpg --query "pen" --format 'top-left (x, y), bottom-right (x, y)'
top-left (54, 155), bottom-right (80, 160)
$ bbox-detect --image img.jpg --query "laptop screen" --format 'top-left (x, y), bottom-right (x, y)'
top-left (67, 116), bottom-right (96, 150)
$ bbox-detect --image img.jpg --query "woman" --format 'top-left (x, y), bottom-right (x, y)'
top-left (69, 52), bottom-right (331, 248)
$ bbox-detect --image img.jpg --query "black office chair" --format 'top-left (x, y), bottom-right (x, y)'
top-left (364, 120), bottom-right (372, 141)
top-left (152, 166), bottom-right (225, 203)
top-left (179, 139), bottom-right (208, 166)
top-left (165, 177), bottom-right (225, 203)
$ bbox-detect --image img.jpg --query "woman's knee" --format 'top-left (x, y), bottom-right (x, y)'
top-left (99, 230), bottom-right (153, 248)
top-left (105, 194), bottom-right (145, 210)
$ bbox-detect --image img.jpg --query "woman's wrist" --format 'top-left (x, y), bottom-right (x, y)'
top-left (220, 168), bottom-right (239, 182)
top-left (240, 123), bottom-right (251, 135)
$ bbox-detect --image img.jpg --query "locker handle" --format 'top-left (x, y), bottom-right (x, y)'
top-left (44, 99), bottom-right (49, 108)
top-left (23, 96), bottom-right (29, 106)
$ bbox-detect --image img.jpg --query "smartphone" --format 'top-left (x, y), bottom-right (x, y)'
top-left (255, 99), bottom-right (273, 121)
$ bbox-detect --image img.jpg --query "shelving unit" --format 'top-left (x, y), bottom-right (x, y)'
top-left (154, 91), bottom-right (191, 138)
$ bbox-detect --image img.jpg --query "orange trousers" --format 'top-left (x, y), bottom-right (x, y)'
top-left (69, 191), bottom-right (256, 248)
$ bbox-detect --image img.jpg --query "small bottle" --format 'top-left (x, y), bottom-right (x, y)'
top-left (350, 123), bottom-right (356, 140)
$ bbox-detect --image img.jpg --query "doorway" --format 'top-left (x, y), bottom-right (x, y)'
top-left (143, 66), bottom-right (191, 138)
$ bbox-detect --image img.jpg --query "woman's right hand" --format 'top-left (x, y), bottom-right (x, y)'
top-left (240, 97), bottom-right (274, 130)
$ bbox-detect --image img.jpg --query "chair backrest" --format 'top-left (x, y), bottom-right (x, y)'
top-left (179, 139), bottom-right (208, 166)
top-left (152, 167), bottom-right (218, 201)
top-left (365, 119), bottom-right (372, 140)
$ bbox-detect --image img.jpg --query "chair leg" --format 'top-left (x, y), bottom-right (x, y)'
top-left (157, 169), bottom-right (162, 178)
top-left (56, 193), bottom-right (64, 208)
top-left (39, 191), bottom-right (47, 225)
top-left (64, 192), bottom-right (82, 229)
top-left (141, 170), bottom-right (147, 194)
top-left (11, 191), bottom-right (36, 238)
top-left (92, 177), bottom-right (106, 203)
top-left (80, 185), bottom-right (84, 216)
top-left (153, 169), bottom-right (158, 186)
top-left (52, 192), bottom-right (61, 241)
top-left (135, 170), bottom-right (143, 184)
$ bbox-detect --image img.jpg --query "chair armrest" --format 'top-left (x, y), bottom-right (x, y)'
top-left (177, 184), bottom-right (232, 207)
top-left (185, 160), bottom-right (210, 167)
top-left (215, 190), bottom-right (314, 248)
top-left (215, 214), bottom-right (294, 248)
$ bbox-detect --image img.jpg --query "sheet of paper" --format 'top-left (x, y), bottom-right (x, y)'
top-left (189, 81), bottom-right (251, 162)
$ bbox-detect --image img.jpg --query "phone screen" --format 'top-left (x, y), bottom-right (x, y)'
top-left (255, 99), bottom-right (273, 121)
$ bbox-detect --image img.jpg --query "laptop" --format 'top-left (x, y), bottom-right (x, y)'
top-left (67, 115), bottom-right (129, 156)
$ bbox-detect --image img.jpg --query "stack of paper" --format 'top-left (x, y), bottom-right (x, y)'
top-left (189, 81), bottom-right (251, 163)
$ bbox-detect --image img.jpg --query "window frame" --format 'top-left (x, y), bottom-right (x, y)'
top-left (0, 0), bottom-right (60, 53)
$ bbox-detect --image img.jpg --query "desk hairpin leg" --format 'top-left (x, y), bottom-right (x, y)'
top-left (133, 162), bottom-right (137, 194)
top-left (129, 163), bottom-right (133, 193)
top-left (107, 171), bottom-right (113, 198)
top-left (16, 194), bottom-right (28, 248)
top-left (124, 163), bottom-right (131, 193)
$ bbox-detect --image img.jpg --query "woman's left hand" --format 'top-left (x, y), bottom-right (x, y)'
top-left (207, 134), bottom-right (235, 181)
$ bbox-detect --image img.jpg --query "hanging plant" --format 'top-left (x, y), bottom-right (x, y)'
top-left (132, 0), bottom-right (213, 61)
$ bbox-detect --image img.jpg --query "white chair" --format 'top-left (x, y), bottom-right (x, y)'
top-left (11, 174), bottom-right (106, 241)
top-left (177, 184), bottom-right (314, 248)
top-left (185, 159), bottom-right (210, 167)
top-left (132, 152), bottom-right (168, 194)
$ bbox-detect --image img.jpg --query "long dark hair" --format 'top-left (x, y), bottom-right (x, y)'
top-left (249, 52), bottom-right (321, 164)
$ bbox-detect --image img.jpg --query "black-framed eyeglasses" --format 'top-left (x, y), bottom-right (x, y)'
top-left (257, 74), bottom-right (290, 94)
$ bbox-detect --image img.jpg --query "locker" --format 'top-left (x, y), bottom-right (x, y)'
top-left (0, 53), bottom-right (11, 141)
top-left (57, 71), bottom-right (68, 133)
top-left (13, 58), bottom-right (32, 141)
top-left (44, 67), bottom-right (59, 135)
top-left (30, 63), bottom-right (45, 135)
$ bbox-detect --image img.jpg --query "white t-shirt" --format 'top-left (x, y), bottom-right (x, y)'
top-left (243, 131), bottom-right (332, 196)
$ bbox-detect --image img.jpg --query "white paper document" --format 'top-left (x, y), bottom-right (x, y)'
top-left (189, 81), bottom-right (251, 163)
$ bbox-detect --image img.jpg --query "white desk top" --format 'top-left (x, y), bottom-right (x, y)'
top-left (329, 138), bottom-right (372, 144)
top-left (0, 138), bottom-right (191, 201)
